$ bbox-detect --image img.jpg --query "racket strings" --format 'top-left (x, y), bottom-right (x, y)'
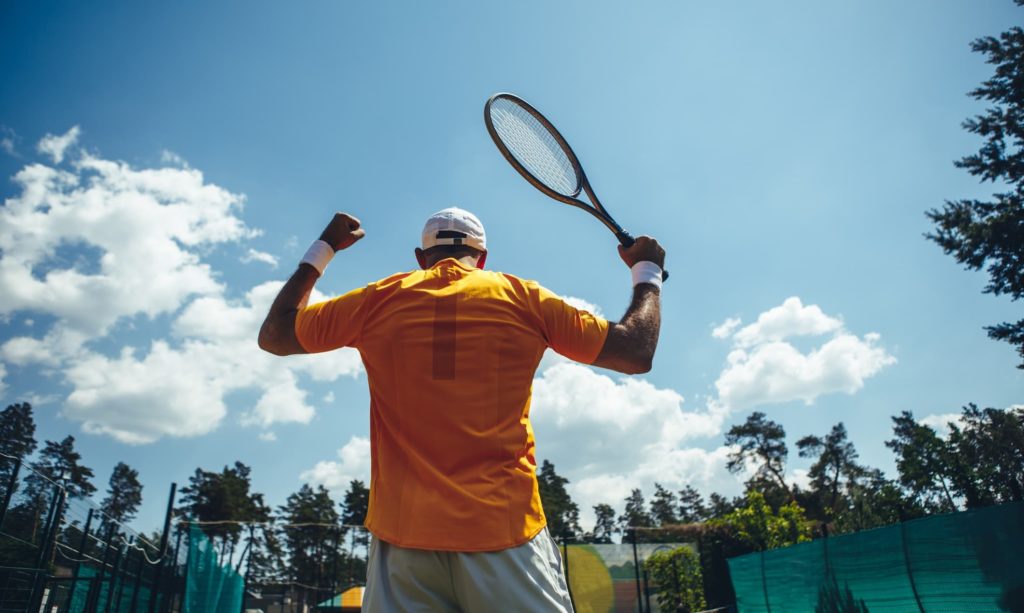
top-left (489, 98), bottom-right (579, 197)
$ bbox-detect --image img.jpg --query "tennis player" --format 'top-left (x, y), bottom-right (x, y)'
top-left (258, 208), bottom-right (664, 611)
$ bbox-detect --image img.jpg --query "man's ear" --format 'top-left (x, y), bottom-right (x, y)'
top-left (415, 248), bottom-right (428, 270)
top-left (476, 250), bottom-right (487, 269)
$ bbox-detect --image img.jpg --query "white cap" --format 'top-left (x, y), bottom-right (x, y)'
top-left (421, 207), bottom-right (486, 251)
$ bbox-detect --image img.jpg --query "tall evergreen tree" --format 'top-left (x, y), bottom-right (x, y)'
top-left (536, 460), bottom-right (582, 538)
top-left (725, 412), bottom-right (792, 498)
top-left (649, 483), bottom-right (679, 526)
top-left (340, 479), bottom-right (370, 551)
top-left (886, 411), bottom-right (958, 512)
top-left (797, 423), bottom-right (863, 518)
top-left (280, 484), bottom-right (339, 604)
top-left (947, 404), bottom-right (1024, 507)
top-left (99, 462), bottom-right (143, 528)
top-left (589, 503), bottom-right (616, 544)
top-left (24, 436), bottom-right (96, 501)
top-left (178, 462), bottom-right (270, 558)
top-left (677, 485), bottom-right (708, 523)
top-left (0, 402), bottom-right (37, 486)
top-left (619, 488), bottom-right (653, 540)
top-left (927, 3), bottom-right (1024, 368)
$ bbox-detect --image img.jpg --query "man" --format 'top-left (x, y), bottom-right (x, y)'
top-left (259, 207), bottom-right (665, 611)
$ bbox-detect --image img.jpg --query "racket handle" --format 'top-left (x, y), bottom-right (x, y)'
top-left (616, 232), bottom-right (670, 282)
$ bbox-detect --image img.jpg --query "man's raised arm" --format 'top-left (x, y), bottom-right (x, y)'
top-left (257, 213), bottom-right (365, 356)
top-left (591, 236), bottom-right (665, 375)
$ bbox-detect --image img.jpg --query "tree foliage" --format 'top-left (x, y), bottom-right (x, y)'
top-left (643, 546), bottom-right (706, 613)
top-left (588, 503), bottom-right (616, 544)
top-left (649, 483), bottom-right (679, 526)
top-left (24, 436), bottom-right (96, 501)
top-left (725, 412), bottom-right (792, 497)
top-left (927, 12), bottom-right (1024, 367)
top-left (0, 402), bottom-right (37, 486)
top-left (178, 462), bottom-right (270, 558)
top-left (709, 491), bottom-right (812, 552)
top-left (99, 461), bottom-right (143, 527)
top-left (677, 486), bottom-right (709, 524)
top-left (797, 423), bottom-right (863, 518)
top-left (536, 460), bottom-right (581, 539)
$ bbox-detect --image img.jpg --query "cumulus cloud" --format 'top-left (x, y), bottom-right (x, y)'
top-left (712, 297), bottom-right (895, 411)
top-left (918, 413), bottom-right (962, 438)
top-left (301, 436), bottom-right (372, 494)
top-left (37, 126), bottom-right (81, 164)
top-left (241, 249), bottom-right (279, 268)
top-left (1, 126), bottom-right (19, 157)
top-left (0, 139), bottom-right (362, 443)
top-left (531, 362), bottom-right (735, 527)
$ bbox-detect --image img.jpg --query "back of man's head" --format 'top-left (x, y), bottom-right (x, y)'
top-left (418, 207), bottom-right (487, 268)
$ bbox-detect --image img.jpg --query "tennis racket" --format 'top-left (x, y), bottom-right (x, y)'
top-left (484, 92), bottom-right (668, 280)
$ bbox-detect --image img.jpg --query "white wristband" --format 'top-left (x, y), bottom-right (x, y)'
top-left (300, 240), bottom-right (335, 275)
top-left (631, 261), bottom-right (663, 289)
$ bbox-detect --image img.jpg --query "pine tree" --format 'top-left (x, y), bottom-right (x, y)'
top-left (649, 483), bottom-right (678, 526)
top-left (619, 488), bottom-right (653, 541)
top-left (536, 460), bottom-right (582, 538)
top-left (99, 462), bottom-right (143, 528)
top-left (590, 503), bottom-right (616, 544)
top-left (24, 436), bottom-right (96, 501)
top-left (677, 486), bottom-right (708, 523)
top-left (927, 4), bottom-right (1024, 368)
top-left (0, 402), bottom-right (37, 486)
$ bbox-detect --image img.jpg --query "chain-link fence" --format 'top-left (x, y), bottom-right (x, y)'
top-left (0, 454), bottom-right (186, 613)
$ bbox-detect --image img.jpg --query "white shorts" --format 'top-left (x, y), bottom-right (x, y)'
top-left (363, 528), bottom-right (574, 612)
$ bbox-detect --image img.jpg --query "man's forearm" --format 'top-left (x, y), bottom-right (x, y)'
top-left (592, 284), bottom-right (661, 374)
top-left (257, 264), bottom-right (320, 356)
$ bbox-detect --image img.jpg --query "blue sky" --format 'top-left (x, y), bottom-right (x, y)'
top-left (1, 1), bottom-right (1021, 533)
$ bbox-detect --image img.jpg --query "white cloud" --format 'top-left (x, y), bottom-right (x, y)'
top-left (241, 248), bottom-right (279, 268)
top-left (712, 317), bottom-right (741, 339)
top-left (37, 126), bottom-right (81, 164)
top-left (531, 361), bottom-right (735, 528)
top-left (731, 297), bottom-right (843, 348)
top-left (918, 412), bottom-right (963, 438)
top-left (562, 296), bottom-right (603, 319)
top-left (48, 282), bottom-right (361, 443)
top-left (787, 468), bottom-right (812, 492)
top-left (0, 138), bottom-right (362, 443)
top-left (0, 362), bottom-right (6, 398)
top-left (1, 126), bottom-right (18, 157)
top-left (259, 431), bottom-right (277, 442)
top-left (301, 436), bottom-right (372, 494)
top-left (0, 153), bottom-right (254, 337)
top-left (712, 297), bottom-right (895, 411)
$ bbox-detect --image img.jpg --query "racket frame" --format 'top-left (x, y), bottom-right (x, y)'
top-left (484, 93), bottom-right (636, 247)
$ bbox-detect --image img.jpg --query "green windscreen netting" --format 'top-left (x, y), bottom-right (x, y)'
top-left (728, 501), bottom-right (1024, 612)
top-left (184, 524), bottom-right (244, 613)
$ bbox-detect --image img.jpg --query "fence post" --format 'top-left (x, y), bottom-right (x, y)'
top-left (630, 528), bottom-right (643, 613)
top-left (28, 483), bottom-right (65, 612)
top-left (68, 507), bottom-right (94, 607)
top-left (128, 537), bottom-right (150, 613)
top-left (147, 482), bottom-right (177, 613)
top-left (0, 457), bottom-right (21, 529)
top-left (84, 523), bottom-right (117, 612)
top-left (161, 525), bottom-right (185, 613)
top-left (642, 567), bottom-right (652, 613)
top-left (104, 536), bottom-right (127, 613)
top-left (240, 523), bottom-right (256, 613)
top-left (898, 508), bottom-right (926, 612)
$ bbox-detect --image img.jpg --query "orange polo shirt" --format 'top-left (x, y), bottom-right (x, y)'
top-left (294, 259), bottom-right (608, 551)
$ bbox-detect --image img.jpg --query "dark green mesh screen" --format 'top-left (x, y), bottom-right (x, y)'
top-left (728, 501), bottom-right (1024, 612)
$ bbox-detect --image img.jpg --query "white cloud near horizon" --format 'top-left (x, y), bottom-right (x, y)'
top-left (0, 135), bottom-right (362, 444)
top-left (300, 436), bottom-right (372, 494)
top-left (713, 297), bottom-right (896, 411)
top-left (37, 126), bottom-right (81, 164)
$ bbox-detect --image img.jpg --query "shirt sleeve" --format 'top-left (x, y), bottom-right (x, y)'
top-left (533, 283), bottom-right (610, 364)
top-left (294, 285), bottom-right (371, 353)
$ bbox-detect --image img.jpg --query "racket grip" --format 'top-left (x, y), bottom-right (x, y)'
top-left (617, 232), bottom-right (669, 282)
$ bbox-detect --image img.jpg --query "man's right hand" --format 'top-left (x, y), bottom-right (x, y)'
top-left (618, 236), bottom-right (665, 269)
top-left (319, 213), bottom-right (366, 252)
